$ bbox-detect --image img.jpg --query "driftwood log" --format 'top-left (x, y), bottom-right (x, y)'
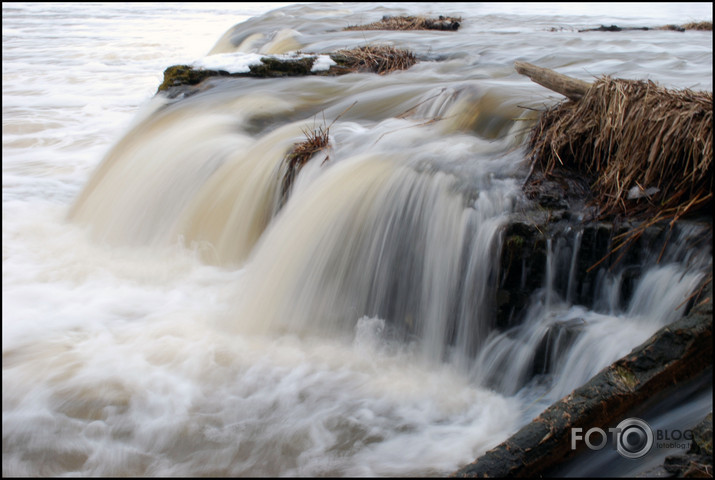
top-left (451, 283), bottom-right (713, 477)
top-left (514, 61), bottom-right (592, 101)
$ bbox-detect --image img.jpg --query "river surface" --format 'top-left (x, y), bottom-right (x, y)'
top-left (3, 2), bottom-right (712, 477)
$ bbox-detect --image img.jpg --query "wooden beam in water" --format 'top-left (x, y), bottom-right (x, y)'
top-left (514, 61), bottom-right (592, 101)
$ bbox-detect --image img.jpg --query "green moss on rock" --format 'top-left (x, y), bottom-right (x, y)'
top-left (505, 235), bottom-right (525, 252)
top-left (248, 56), bottom-right (316, 77)
top-left (157, 46), bottom-right (420, 95)
top-left (615, 365), bottom-right (639, 391)
top-left (157, 65), bottom-right (230, 92)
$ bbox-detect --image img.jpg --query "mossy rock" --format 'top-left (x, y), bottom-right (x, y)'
top-left (505, 234), bottom-right (525, 253)
top-left (690, 412), bottom-right (713, 457)
top-left (157, 65), bottom-right (230, 92)
top-left (496, 222), bottom-right (548, 329)
top-left (157, 58), bottom-right (317, 95)
top-left (248, 56), bottom-right (316, 77)
top-left (157, 46), bottom-right (420, 95)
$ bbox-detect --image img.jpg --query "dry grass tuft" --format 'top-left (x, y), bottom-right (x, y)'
top-left (526, 76), bottom-right (713, 228)
top-left (330, 45), bottom-right (417, 75)
top-left (278, 102), bottom-right (357, 206)
top-left (655, 24), bottom-right (687, 32)
top-left (345, 15), bottom-right (461, 31)
top-left (280, 125), bottom-right (330, 204)
top-left (682, 21), bottom-right (713, 30)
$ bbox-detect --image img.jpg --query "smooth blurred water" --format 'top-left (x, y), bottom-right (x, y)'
top-left (3, 2), bottom-right (712, 477)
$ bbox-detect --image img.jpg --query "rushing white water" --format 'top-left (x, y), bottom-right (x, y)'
top-left (3, 2), bottom-right (712, 477)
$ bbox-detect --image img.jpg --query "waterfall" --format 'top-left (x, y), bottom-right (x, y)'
top-left (5, 3), bottom-right (711, 477)
top-left (63, 40), bottom-right (711, 404)
top-left (230, 154), bottom-right (515, 365)
top-left (69, 96), bottom-right (313, 266)
top-left (66, 80), bottom-right (710, 407)
top-left (470, 225), bottom-right (710, 407)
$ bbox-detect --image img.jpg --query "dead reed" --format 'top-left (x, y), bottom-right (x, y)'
top-left (526, 76), bottom-right (712, 224)
top-left (681, 21), bottom-right (713, 30)
top-left (330, 45), bottom-right (416, 75)
top-left (656, 21), bottom-right (712, 31)
top-left (280, 125), bottom-right (330, 203)
top-left (344, 15), bottom-right (461, 31)
top-left (279, 102), bottom-right (357, 205)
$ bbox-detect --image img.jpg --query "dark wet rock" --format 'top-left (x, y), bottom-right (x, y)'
top-left (493, 210), bottom-right (711, 392)
top-left (157, 47), bottom-right (418, 98)
top-left (579, 24), bottom-right (651, 32)
top-left (658, 24), bottom-right (687, 32)
top-left (595, 24), bottom-right (624, 32)
top-left (663, 453), bottom-right (713, 477)
top-left (248, 56), bottom-right (316, 77)
top-left (157, 58), bottom-right (319, 96)
top-left (558, 23), bottom-right (709, 34)
top-left (425, 16), bottom-right (461, 31)
top-left (660, 413), bottom-right (713, 477)
top-left (452, 283), bottom-right (713, 477)
top-left (157, 64), bottom-right (232, 93)
top-left (499, 149), bottom-right (712, 331)
top-left (691, 413), bottom-right (713, 458)
top-left (494, 211), bottom-right (708, 330)
top-left (496, 220), bottom-right (547, 329)
top-left (156, 61), bottom-right (312, 97)
top-left (522, 168), bottom-right (593, 212)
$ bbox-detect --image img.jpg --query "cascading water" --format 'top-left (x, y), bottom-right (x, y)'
top-left (67, 94), bottom-right (310, 265)
top-left (232, 153), bottom-right (516, 362)
top-left (3, 3), bottom-right (711, 477)
top-left (471, 225), bottom-right (710, 407)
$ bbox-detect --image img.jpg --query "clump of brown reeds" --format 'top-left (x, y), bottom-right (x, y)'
top-left (655, 21), bottom-right (712, 31)
top-left (280, 124), bottom-right (330, 204)
top-left (278, 102), bottom-right (357, 205)
top-left (345, 15), bottom-right (461, 31)
top-left (654, 24), bottom-right (687, 32)
top-left (682, 21), bottom-right (713, 30)
top-left (330, 45), bottom-right (416, 75)
top-left (526, 76), bottom-right (713, 226)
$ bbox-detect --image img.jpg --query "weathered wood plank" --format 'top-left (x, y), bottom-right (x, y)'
top-left (514, 61), bottom-right (592, 101)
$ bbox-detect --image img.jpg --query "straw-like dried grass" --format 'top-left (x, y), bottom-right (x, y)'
top-left (654, 24), bottom-right (686, 32)
top-left (280, 125), bottom-right (330, 203)
top-left (279, 103), bottom-right (358, 205)
top-left (682, 21), bottom-right (713, 31)
top-left (656, 21), bottom-right (713, 31)
top-left (526, 77), bottom-right (713, 225)
top-left (345, 15), bottom-right (461, 31)
top-left (330, 45), bottom-right (416, 75)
